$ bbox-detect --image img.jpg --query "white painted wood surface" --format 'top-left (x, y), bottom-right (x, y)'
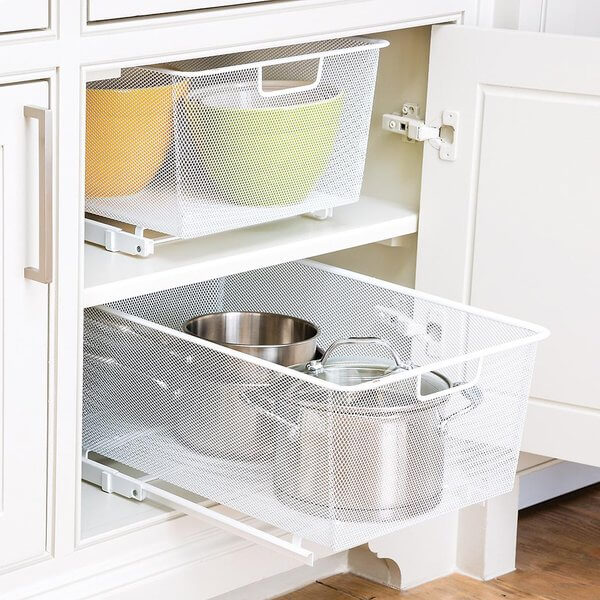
top-left (469, 93), bottom-right (600, 413)
top-left (522, 398), bottom-right (600, 466)
top-left (0, 80), bottom-right (49, 569)
top-left (2, 1), bottom-right (594, 597)
top-left (368, 513), bottom-right (458, 589)
top-left (417, 24), bottom-right (600, 465)
top-left (518, 459), bottom-right (600, 509)
top-left (88, 0), bottom-right (284, 22)
top-left (80, 482), bottom-right (172, 540)
top-left (493, 0), bottom-right (600, 37)
top-left (83, 197), bottom-right (417, 307)
top-left (543, 0), bottom-right (600, 36)
top-left (0, 0), bottom-right (48, 33)
top-left (84, 0), bottom-right (475, 30)
top-left (456, 484), bottom-right (520, 581)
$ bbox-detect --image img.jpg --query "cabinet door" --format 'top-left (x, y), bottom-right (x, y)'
top-left (417, 26), bottom-right (600, 467)
top-left (0, 81), bottom-right (49, 568)
top-left (0, 0), bottom-right (48, 33)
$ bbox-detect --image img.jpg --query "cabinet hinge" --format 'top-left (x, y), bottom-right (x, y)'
top-left (382, 103), bottom-right (459, 161)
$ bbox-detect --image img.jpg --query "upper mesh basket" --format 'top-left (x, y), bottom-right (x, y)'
top-left (82, 261), bottom-right (546, 551)
top-left (85, 38), bottom-right (387, 238)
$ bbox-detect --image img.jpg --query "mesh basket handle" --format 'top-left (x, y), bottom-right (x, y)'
top-left (257, 57), bottom-right (324, 97)
top-left (415, 356), bottom-right (484, 403)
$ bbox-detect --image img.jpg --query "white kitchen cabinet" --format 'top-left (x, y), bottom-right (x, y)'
top-left (80, 15), bottom-right (599, 551)
top-left (0, 80), bottom-right (50, 569)
top-left (0, 0), bottom-right (48, 33)
top-left (0, 1), bottom-right (599, 597)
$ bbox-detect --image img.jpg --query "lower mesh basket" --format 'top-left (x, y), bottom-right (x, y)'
top-left (82, 260), bottom-right (545, 550)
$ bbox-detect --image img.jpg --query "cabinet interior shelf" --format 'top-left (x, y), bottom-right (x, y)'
top-left (83, 195), bottom-right (418, 307)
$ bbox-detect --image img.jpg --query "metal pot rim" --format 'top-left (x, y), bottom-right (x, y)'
top-left (183, 311), bottom-right (319, 349)
top-left (282, 370), bottom-right (453, 415)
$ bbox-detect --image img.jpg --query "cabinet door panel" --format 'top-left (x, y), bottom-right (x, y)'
top-left (469, 88), bottom-right (599, 411)
top-left (0, 80), bottom-right (49, 568)
top-left (418, 26), bottom-right (600, 465)
top-left (0, 0), bottom-right (48, 33)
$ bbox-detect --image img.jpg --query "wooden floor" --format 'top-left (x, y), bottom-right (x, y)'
top-left (276, 483), bottom-right (600, 600)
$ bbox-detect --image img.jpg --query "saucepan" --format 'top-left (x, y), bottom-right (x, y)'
top-left (177, 311), bottom-right (320, 461)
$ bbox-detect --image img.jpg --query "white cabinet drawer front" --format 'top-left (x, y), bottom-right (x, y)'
top-left (89, 0), bottom-right (279, 22)
top-left (0, 80), bottom-right (49, 568)
top-left (0, 0), bottom-right (48, 33)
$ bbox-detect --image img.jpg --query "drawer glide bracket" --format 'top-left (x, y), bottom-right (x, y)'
top-left (383, 103), bottom-right (459, 161)
top-left (81, 455), bottom-right (314, 565)
top-left (84, 218), bottom-right (176, 257)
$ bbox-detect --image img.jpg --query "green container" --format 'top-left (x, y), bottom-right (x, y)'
top-left (185, 82), bottom-right (343, 206)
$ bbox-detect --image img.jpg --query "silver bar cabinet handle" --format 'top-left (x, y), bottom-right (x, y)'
top-left (24, 105), bottom-right (53, 284)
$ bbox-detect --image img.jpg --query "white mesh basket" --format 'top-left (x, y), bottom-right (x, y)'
top-left (82, 261), bottom-right (547, 550)
top-left (85, 38), bottom-right (386, 238)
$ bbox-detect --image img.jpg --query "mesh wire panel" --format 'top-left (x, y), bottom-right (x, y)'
top-left (85, 38), bottom-right (384, 238)
top-left (82, 261), bottom-right (543, 550)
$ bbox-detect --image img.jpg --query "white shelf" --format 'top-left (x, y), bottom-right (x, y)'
top-left (81, 481), bottom-right (173, 541)
top-left (83, 196), bottom-right (417, 307)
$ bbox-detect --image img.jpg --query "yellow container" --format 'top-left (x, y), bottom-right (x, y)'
top-left (85, 81), bottom-right (186, 198)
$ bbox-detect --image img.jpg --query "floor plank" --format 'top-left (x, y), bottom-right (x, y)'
top-left (278, 582), bottom-right (355, 600)
top-left (400, 574), bottom-right (541, 600)
top-left (495, 569), bottom-right (597, 600)
top-left (318, 573), bottom-right (401, 599)
top-left (275, 483), bottom-right (600, 600)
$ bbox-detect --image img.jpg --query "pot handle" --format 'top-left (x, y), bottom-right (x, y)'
top-left (440, 383), bottom-right (485, 427)
top-left (307, 337), bottom-right (408, 374)
top-left (415, 356), bottom-right (484, 403)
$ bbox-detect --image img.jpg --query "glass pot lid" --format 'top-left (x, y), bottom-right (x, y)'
top-left (287, 337), bottom-right (453, 414)
top-left (291, 337), bottom-right (408, 386)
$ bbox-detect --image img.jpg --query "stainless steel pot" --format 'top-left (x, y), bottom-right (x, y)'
top-left (174, 346), bottom-right (324, 462)
top-left (184, 311), bottom-right (319, 366)
top-left (269, 338), bottom-right (483, 522)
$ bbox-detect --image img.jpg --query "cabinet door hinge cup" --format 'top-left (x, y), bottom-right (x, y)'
top-left (383, 104), bottom-right (458, 161)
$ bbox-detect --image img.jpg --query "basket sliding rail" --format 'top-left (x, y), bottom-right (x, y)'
top-left (81, 455), bottom-right (314, 565)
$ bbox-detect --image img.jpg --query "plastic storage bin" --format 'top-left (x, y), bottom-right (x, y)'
top-left (85, 38), bottom-right (387, 238)
top-left (82, 261), bottom-right (547, 551)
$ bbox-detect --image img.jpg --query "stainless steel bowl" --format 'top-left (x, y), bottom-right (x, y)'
top-left (183, 311), bottom-right (319, 367)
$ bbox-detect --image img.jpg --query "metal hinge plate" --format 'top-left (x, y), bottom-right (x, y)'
top-left (383, 103), bottom-right (459, 161)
